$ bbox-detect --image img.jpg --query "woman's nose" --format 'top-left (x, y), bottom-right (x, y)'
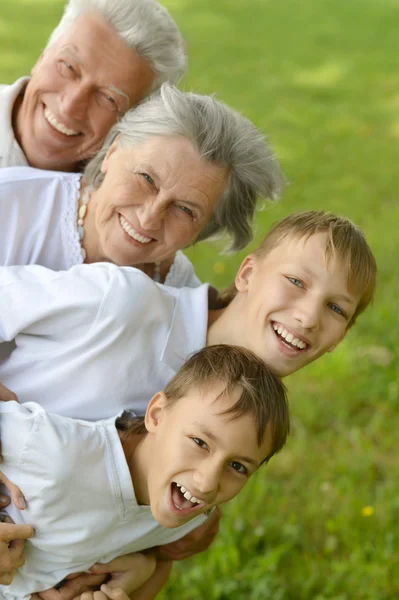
top-left (137, 202), bottom-right (164, 231)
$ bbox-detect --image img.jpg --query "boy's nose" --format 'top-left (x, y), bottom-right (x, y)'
top-left (294, 298), bottom-right (322, 331)
top-left (193, 464), bottom-right (221, 496)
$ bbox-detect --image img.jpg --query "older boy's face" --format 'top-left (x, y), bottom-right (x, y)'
top-left (234, 232), bottom-right (361, 377)
top-left (17, 12), bottom-right (154, 171)
top-left (142, 384), bottom-right (272, 528)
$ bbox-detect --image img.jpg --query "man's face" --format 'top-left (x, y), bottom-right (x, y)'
top-left (233, 232), bottom-right (361, 377)
top-left (142, 384), bottom-right (272, 528)
top-left (16, 12), bottom-right (154, 171)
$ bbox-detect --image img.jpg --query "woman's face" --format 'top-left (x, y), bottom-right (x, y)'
top-left (88, 135), bottom-right (228, 265)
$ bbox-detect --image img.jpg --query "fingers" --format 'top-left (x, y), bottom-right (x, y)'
top-left (56, 574), bottom-right (107, 600)
top-left (0, 495), bottom-right (11, 509)
top-left (100, 585), bottom-right (130, 600)
top-left (0, 383), bottom-right (19, 402)
top-left (73, 592), bottom-right (108, 600)
top-left (0, 522), bottom-right (34, 542)
top-left (0, 472), bottom-right (26, 510)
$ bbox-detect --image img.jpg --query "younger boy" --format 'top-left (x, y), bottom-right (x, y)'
top-left (0, 345), bottom-right (289, 600)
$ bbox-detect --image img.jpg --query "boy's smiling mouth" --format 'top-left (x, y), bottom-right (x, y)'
top-left (170, 482), bottom-right (206, 515)
top-left (272, 322), bottom-right (309, 351)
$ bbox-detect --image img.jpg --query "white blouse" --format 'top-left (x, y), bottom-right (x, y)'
top-left (0, 165), bottom-right (201, 286)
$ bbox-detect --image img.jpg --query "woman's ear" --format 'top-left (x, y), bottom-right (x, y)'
top-left (145, 392), bottom-right (169, 433)
top-left (235, 255), bottom-right (256, 292)
top-left (100, 135), bottom-right (121, 174)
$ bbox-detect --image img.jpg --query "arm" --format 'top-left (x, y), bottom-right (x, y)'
top-left (0, 264), bottom-right (115, 343)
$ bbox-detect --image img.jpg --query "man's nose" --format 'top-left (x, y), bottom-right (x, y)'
top-left (60, 84), bottom-right (91, 120)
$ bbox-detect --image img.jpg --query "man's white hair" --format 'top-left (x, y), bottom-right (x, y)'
top-left (84, 84), bottom-right (285, 252)
top-left (46, 0), bottom-right (187, 92)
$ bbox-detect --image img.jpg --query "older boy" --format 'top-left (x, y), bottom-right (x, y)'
top-left (0, 345), bottom-right (289, 600)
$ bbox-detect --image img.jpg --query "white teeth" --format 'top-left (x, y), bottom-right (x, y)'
top-left (272, 323), bottom-right (308, 350)
top-left (175, 483), bottom-right (201, 504)
top-left (44, 108), bottom-right (79, 136)
top-left (119, 216), bottom-right (152, 244)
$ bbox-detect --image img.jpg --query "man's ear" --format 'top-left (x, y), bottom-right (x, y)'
top-left (235, 255), bottom-right (256, 292)
top-left (145, 391), bottom-right (169, 433)
top-left (327, 329), bottom-right (348, 352)
top-left (100, 135), bottom-right (121, 174)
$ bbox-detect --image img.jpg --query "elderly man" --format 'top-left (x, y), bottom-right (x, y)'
top-left (0, 0), bottom-right (186, 171)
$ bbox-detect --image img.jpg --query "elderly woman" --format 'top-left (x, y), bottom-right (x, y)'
top-left (0, 83), bottom-right (283, 286)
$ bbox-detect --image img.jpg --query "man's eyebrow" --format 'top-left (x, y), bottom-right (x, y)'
top-left (104, 84), bottom-right (130, 103)
top-left (60, 45), bottom-right (130, 103)
top-left (192, 422), bottom-right (259, 466)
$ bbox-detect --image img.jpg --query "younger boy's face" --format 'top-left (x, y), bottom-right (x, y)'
top-left (143, 384), bottom-right (272, 528)
top-left (234, 232), bottom-right (361, 377)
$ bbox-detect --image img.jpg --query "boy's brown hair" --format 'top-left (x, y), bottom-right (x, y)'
top-left (220, 210), bottom-right (377, 326)
top-left (118, 344), bottom-right (290, 463)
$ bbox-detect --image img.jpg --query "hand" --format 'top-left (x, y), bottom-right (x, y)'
top-left (0, 382), bottom-right (18, 402)
top-left (30, 573), bottom-right (107, 600)
top-left (0, 518), bottom-right (34, 584)
top-left (153, 507), bottom-right (221, 561)
top-left (88, 553), bottom-right (156, 597)
top-left (0, 471), bottom-right (26, 510)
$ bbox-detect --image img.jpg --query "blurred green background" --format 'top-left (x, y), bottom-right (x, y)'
top-left (1, 0), bottom-right (398, 598)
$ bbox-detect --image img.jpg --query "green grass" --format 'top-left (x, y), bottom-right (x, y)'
top-left (2, 0), bottom-right (399, 597)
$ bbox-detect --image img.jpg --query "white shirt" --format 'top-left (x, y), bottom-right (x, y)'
top-left (0, 401), bottom-right (206, 600)
top-left (0, 78), bottom-right (29, 168)
top-left (0, 263), bottom-right (209, 418)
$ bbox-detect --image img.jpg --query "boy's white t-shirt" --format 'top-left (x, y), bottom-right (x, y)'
top-left (0, 401), bottom-right (207, 600)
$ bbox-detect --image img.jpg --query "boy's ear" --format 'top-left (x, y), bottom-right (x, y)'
top-left (100, 135), bottom-right (121, 174)
top-left (145, 391), bottom-right (169, 433)
top-left (235, 255), bottom-right (256, 292)
top-left (327, 329), bottom-right (348, 352)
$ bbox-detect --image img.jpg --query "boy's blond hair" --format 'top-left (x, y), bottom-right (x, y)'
top-left (118, 345), bottom-right (290, 463)
top-left (221, 211), bottom-right (377, 326)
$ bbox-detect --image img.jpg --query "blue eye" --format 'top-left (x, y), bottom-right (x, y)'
top-left (57, 61), bottom-right (75, 77)
top-left (192, 437), bottom-right (208, 450)
top-left (177, 205), bottom-right (195, 219)
top-left (230, 461), bottom-right (247, 475)
top-left (287, 277), bottom-right (302, 287)
top-left (329, 303), bottom-right (345, 317)
top-left (140, 173), bottom-right (154, 185)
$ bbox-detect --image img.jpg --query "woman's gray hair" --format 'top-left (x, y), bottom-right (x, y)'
top-left (84, 84), bottom-right (285, 252)
top-left (46, 0), bottom-right (187, 91)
